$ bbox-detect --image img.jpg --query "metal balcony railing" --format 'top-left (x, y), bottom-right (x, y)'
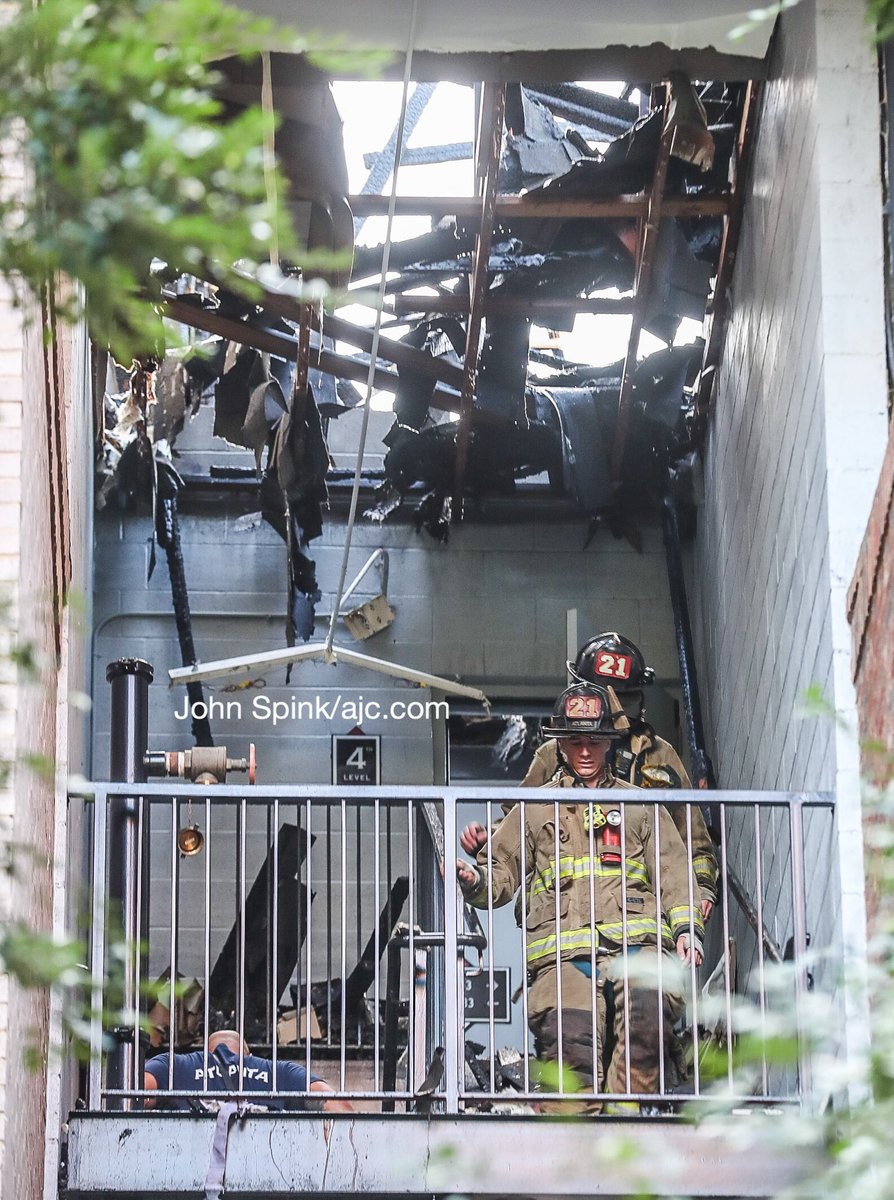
top-left (80, 783), bottom-right (834, 1115)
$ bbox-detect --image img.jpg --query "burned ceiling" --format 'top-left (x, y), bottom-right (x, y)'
top-left (98, 63), bottom-right (757, 648)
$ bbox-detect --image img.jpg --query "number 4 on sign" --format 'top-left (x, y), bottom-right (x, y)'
top-left (345, 747), bottom-right (366, 769)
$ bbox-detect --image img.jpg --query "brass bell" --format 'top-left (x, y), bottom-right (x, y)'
top-left (177, 824), bottom-right (204, 856)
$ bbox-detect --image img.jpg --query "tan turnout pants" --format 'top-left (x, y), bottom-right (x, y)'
top-left (527, 951), bottom-right (684, 1105)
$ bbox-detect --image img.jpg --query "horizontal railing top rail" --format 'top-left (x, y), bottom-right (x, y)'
top-left (74, 781), bottom-right (836, 806)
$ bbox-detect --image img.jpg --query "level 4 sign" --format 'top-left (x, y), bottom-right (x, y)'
top-left (331, 734), bottom-right (381, 785)
top-left (464, 967), bottom-right (510, 1023)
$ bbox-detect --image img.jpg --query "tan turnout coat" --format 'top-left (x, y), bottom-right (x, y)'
top-left (462, 767), bottom-right (705, 975)
top-left (520, 732), bottom-right (719, 904)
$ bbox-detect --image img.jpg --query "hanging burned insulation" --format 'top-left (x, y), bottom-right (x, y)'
top-left (144, 54), bottom-right (358, 643)
top-left (98, 357), bottom-right (214, 746)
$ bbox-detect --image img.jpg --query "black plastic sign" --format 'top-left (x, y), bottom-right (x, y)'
top-left (331, 735), bottom-right (381, 785)
top-left (463, 967), bottom-right (510, 1023)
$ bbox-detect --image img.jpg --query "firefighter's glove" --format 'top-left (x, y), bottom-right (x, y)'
top-left (460, 822), bottom-right (488, 855)
top-left (456, 858), bottom-right (484, 900)
top-left (676, 931), bottom-right (703, 968)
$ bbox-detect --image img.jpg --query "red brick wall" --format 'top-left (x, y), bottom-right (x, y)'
top-left (848, 425), bottom-right (894, 784)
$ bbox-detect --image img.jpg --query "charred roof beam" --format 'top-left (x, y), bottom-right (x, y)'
top-left (163, 297), bottom-right (472, 414)
top-left (452, 82), bottom-right (506, 521)
top-left (610, 92), bottom-right (675, 484)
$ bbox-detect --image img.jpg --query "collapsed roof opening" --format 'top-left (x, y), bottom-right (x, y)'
top-left (99, 59), bottom-right (757, 642)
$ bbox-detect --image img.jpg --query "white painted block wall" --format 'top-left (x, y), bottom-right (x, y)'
top-left (690, 0), bottom-right (887, 1041)
top-left (92, 498), bottom-right (682, 988)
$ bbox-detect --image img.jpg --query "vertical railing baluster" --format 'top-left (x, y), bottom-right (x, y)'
top-left (133, 794), bottom-right (145, 1100)
top-left (272, 800), bottom-right (280, 1100)
top-left (442, 794), bottom-right (459, 1114)
top-left (553, 798), bottom-right (563, 1098)
top-left (407, 800), bottom-right (415, 1103)
top-left (305, 798), bottom-right (313, 1096)
top-left (340, 797), bottom-right (348, 1093)
top-left (754, 806), bottom-right (769, 1096)
top-left (685, 803), bottom-right (700, 1097)
top-left (653, 801), bottom-right (665, 1097)
top-left (326, 804), bottom-right (332, 1048)
top-left (789, 799), bottom-right (811, 1105)
top-left (486, 798), bottom-right (495, 1097)
top-left (720, 803), bottom-right (734, 1090)
top-left (202, 797), bottom-right (211, 1097)
top-left (587, 797), bottom-right (599, 1103)
top-left (238, 796), bottom-right (247, 1086)
top-left (518, 799), bottom-right (530, 1097)
top-left (619, 796), bottom-right (631, 1098)
top-left (89, 791), bottom-right (108, 1110)
top-left (168, 795), bottom-right (179, 1093)
top-left (374, 797), bottom-right (381, 1097)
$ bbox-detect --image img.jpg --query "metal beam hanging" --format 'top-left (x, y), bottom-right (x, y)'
top-left (610, 92), bottom-right (675, 484)
top-left (451, 82), bottom-right (506, 522)
top-left (694, 81), bottom-right (760, 430)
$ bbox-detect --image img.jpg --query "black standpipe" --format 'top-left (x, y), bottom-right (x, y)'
top-left (106, 657), bottom-right (153, 1108)
top-left (661, 492), bottom-right (716, 789)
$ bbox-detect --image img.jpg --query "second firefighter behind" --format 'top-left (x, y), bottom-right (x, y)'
top-left (462, 631), bottom-right (719, 919)
top-left (456, 682), bottom-right (704, 1107)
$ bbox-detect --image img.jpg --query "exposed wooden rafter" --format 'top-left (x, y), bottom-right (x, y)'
top-left (162, 296), bottom-right (465, 411)
top-left (257, 290), bottom-right (465, 390)
top-left (610, 92), bottom-right (675, 484)
top-left (451, 82), bottom-right (506, 521)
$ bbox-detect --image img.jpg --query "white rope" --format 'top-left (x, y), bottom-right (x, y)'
top-left (325, 0), bottom-right (420, 655)
top-left (260, 50), bottom-right (279, 270)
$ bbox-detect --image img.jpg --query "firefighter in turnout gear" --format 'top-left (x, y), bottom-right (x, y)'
top-left (470, 633), bottom-right (719, 919)
top-left (456, 683), bottom-right (704, 1109)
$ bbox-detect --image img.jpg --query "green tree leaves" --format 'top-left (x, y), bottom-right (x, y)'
top-left (0, 0), bottom-right (311, 359)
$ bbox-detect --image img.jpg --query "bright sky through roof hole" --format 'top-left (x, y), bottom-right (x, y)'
top-left (331, 81), bottom-right (702, 414)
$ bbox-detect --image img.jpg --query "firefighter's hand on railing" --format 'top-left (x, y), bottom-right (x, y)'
top-left (701, 898), bottom-right (714, 921)
top-left (456, 858), bottom-right (483, 895)
top-left (311, 1081), bottom-right (355, 1113)
top-left (676, 932), bottom-right (703, 967)
top-left (460, 821), bottom-right (488, 854)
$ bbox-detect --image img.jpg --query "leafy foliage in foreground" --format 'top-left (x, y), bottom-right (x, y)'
top-left (0, 0), bottom-right (302, 360)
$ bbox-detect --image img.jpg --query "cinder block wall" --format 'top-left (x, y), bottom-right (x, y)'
top-left (92, 498), bottom-right (683, 783)
top-left (93, 495), bottom-right (681, 989)
top-left (690, 0), bottom-right (888, 1032)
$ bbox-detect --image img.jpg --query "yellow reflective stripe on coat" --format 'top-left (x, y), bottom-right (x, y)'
top-left (665, 904), bottom-right (705, 936)
top-left (692, 854), bottom-right (716, 880)
top-left (530, 854), bottom-right (649, 897)
top-left (526, 917), bottom-right (673, 963)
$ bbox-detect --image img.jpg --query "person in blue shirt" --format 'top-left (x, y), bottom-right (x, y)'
top-left (144, 1029), bottom-right (353, 1112)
